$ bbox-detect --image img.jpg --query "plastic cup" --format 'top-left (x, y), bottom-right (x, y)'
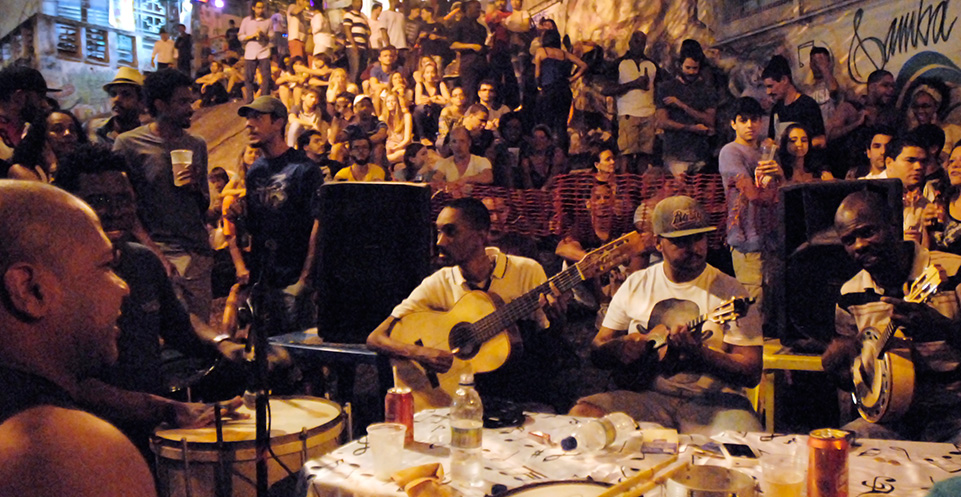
top-left (367, 422), bottom-right (407, 480)
top-left (170, 149), bottom-right (194, 187)
top-left (759, 142), bottom-right (778, 162)
top-left (761, 449), bottom-right (806, 497)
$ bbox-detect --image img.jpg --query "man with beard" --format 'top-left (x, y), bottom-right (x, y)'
top-left (88, 67), bottom-right (148, 146)
top-left (237, 96), bottom-right (322, 332)
top-left (114, 69), bottom-right (213, 321)
top-left (862, 70), bottom-right (898, 129)
top-left (367, 197), bottom-right (570, 408)
top-left (762, 55), bottom-right (825, 147)
top-left (655, 43), bottom-right (716, 177)
top-left (0, 66), bottom-right (57, 170)
top-left (334, 133), bottom-right (387, 181)
top-left (0, 181), bottom-right (156, 497)
top-left (54, 144), bottom-right (246, 461)
top-left (823, 191), bottom-right (961, 443)
top-left (569, 196), bottom-right (763, 436)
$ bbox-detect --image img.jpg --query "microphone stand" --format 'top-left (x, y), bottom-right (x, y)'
top-left (246, 240), bottom-right (279, 497)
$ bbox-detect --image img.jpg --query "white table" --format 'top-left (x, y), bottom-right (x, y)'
top-left (300, 409), bottom-right (961, 497)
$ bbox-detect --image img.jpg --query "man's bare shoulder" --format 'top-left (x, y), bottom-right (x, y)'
top-left (0, 406), bottom-right (157, 497)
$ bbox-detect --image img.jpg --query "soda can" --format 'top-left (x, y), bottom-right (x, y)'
top-left (808, 428), bottom-right (849, 497)
top-left (385, 387), bottom-right (414, 444)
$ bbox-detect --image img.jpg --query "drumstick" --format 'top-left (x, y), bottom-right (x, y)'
top-left (595, 455), bottom-right (678, 497)
top-left (616, 461), bottom-right (689, 497)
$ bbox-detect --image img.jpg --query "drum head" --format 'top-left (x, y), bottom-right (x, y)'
top-left (497, 480), bottom-right (609, 497)
top-left (153, 396), bottom-right (341, 447)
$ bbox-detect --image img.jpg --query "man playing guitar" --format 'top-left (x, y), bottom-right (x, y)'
top-left (570, 196), bottom-right (763, 436)
top-left (367, 197), bottom-right (570, 409)
top-left (823, 191), bottom-right (961, 443)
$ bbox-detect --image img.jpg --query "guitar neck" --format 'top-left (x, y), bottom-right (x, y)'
top-left (470, 261), bottom-right (585, 343)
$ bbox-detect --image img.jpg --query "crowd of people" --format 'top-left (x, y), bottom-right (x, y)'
top-left (7, 1), bottom-right (961, 494)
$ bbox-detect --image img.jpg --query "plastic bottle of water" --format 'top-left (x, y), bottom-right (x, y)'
top-left (560, 412), bottom-right (637, 452)
top-left (450, 373), bottom-right (484, 487)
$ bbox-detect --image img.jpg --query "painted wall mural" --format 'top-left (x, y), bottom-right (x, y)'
top-left (562, 0), bottom-right (961, 129)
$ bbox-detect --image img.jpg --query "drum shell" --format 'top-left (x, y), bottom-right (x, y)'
top-left (151, 396), bottom-right (343, 497)
top-left (665, 466), bottom-right (756, 497)
top-left (496, 480), bottom-right (609, 497)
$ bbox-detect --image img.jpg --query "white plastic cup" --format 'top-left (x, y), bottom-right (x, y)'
top-left (367, 422), bottom-right (407, 480)
top-left (759, 142), bottom-right (778, 162)
top-left (761, 449), bottom-right (805, 497)
top-left (170, 149), bottom-right (194, 187)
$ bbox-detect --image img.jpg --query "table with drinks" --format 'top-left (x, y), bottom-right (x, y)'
top-left (298, 407), bottom-right (961, 497)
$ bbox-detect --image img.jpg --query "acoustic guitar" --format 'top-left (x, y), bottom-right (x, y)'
top-left (852, 265), bottom-right (941, 423)
top-left (389, 231), bottom-right (641, 411)
top-left (612, 296), bottom-right (755, 390)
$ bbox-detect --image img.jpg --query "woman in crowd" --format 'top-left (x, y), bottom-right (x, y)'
top-left (287, 87), bottom-right (328, 147)
top-left (221, 145), bottom-right (261, 334)
top-left (778, 123), bottom-right (833, 183)
top-left (905, 79), bottom-right (961, 158)
top-left (533, 28), bottom-right (586, 141)
top-left (519, 124), bottom-right (567, 190)
top-left (276, 56), bottom-right (307, 110)
top-left (389, 71), bottom-right (414, 108)
top-left (937, 142), bottom-right (961, 255)
top-left (326, 67), bottom-right (360, 116)
top-left (414, 62), bottom-right (450, 143)
top-left (195, 60), bottom-right (231, 107)
top-left (382, 92), bottom-right (413, 172)
top-left (399, 142), bottom-right (441, 182)
top-left (437, 85), bottom-right (468, 149)
top-left (9, 110), bottom-right (88, 182)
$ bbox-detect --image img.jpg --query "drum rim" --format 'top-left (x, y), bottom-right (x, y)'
top-left (151, 396), bottom-right (343, 450)
top-left (496, 479), bottom-right (610, 497)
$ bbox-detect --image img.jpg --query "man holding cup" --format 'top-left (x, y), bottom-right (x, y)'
top-left (719, 97), bottom-right (784, 330)
top-left (113, 69), bottom-right (213, 321)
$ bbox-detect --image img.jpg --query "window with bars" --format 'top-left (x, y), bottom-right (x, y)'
top-left (135, 0), bottom-right (167, 34)
top-left (56, 22), bottom-right (81, 58)
top-left (56, 0), bottom-right (111, 26)
top-left (86, 28), bottom-right (108, 62)
top-left (117, 33), bottom-right (136, 66)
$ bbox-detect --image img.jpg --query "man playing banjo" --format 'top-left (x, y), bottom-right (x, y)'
top-left (823, 190), bottom-right (961, 443)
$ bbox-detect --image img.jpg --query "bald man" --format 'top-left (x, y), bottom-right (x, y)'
top-left (0, 180), bottom-right (156, 497)
top-left (824, 190), bottom-right (961, 443)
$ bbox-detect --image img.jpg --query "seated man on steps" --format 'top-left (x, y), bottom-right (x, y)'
top-left (367, 198), bottom-right (574, 411)
top-left (569, 195), bottom-right (763, 436)
top-left (822, 190), bottom-right (961, 443)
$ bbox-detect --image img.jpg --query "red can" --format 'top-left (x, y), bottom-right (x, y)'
top-left (808, 428), bottom-right (849, 497)
top-left (385, 387), bottom-right (414, 444)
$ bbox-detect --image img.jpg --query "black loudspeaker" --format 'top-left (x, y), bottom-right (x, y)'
top-left (315, 182), bottom-right (433, 343)
top-left (773, 180), bottom-right (903, 351)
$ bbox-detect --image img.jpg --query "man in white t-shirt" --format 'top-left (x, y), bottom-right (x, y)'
top-left (604, 31), bottom-right (657, 173)
top-left (570, 196), bottom-right (763, 436)
top-left (151, 29), bottom-right (176, 68)
top-left (433, 126), bottom-right (493, 188)
top-left (377, 0), bottom-right (408, 51)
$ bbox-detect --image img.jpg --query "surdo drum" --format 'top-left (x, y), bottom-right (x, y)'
top-left (151, 396), bottom-right (343, 497)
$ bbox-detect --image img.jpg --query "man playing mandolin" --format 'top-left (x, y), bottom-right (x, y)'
top-left (367, 197), bottom-right (578, 410)
top-left (569, 196), bottom-right (764, 435)
top-left (823, 191), bottom-right (961, 443)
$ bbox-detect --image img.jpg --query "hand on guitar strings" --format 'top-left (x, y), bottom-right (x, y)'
top-left (538, 281), bottom-right (570, 324)
top-left (881, 296), bottom-right (954, 342)
top-left (665, 324), bottom-right (703, 357)
top-left (171, 396), bottom-right (248, 428)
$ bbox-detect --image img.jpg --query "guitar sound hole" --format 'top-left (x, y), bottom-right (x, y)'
top-left (449, 323), bottom-right (479, 359)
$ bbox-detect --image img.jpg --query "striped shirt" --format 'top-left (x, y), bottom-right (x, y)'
top-left (342, 9), bottom-right (371, 49)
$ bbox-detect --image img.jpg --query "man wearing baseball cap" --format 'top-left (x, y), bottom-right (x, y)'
top-left (0, 66), bottom-right (58, 165)
top-left (232, 96), bottom-right (322, 332)
top-left (569, 195), bottom-right (764, 436)
top-left (88, 67), bottom-right (148, 146)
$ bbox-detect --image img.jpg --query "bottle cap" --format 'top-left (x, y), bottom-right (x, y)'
top-left (560, 436), bottom-right (577, 451)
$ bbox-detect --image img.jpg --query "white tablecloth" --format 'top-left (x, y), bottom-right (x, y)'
top-left (301, 409), bottom-right (961, 497)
